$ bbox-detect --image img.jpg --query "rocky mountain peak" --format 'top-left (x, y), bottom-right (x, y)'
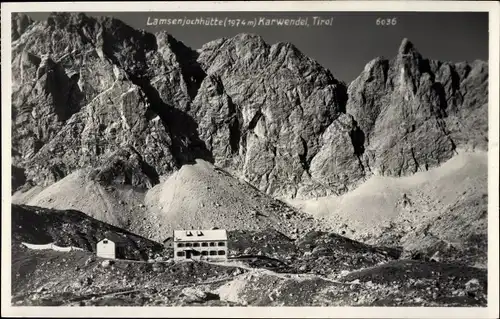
top-left (45, 12), bottom-right (80, 29)
top-left (346, 38), bottom-right (487, 178)
top-left (398, 37), bottom-right (415, 55)
top-left (11, 13), bottom-right (488, 200)
top-left (233, 32), bottom-right (267, 44)
top-left (11, 13), bottom-right (34, 41)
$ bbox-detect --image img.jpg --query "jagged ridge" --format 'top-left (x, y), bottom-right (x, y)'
top-left (11, 13), bottom-right (488, 200)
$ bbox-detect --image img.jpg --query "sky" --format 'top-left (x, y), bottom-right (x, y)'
top-left (25, 11), bottom-right (488, 83)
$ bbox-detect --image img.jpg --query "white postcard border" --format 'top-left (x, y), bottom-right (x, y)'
top-left (1, 1), bottom-right (499, 318)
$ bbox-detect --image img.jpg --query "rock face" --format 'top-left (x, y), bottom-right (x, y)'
top-left (11, 13), bottom-right (488, 200)
top-left (193, 34), bottom-right (352, 198)
top-left (11, 13), bottom-right (34, 41)
top-left (346, 39), bottom-right (488, 177)
top-left (11, 13), bottom-right (211, 188)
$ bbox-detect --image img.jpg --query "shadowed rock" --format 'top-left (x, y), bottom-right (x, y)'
top-left (11, 14), bottom-right (488, 199)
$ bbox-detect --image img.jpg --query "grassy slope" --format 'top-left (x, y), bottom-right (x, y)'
top-left (11, 229), bottom-right (487, 307)
top-left (11, 244), bottom-right (241, 306)
top-left (12, 204), bottom-right (163, 260)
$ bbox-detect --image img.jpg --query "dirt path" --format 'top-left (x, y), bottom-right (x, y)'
top-left (200, 259), bottom-right (361, 286)
top-left (17, 245), bottom-right (361, 287)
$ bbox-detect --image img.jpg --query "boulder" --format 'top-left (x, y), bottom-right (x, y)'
top-left (181, 287), bottom-right (209, 303)
top-left (465, 278), bottom-right (481, 292)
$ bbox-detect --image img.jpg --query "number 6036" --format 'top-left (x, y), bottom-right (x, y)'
top-left (376, 18), bottom-right (397, 26)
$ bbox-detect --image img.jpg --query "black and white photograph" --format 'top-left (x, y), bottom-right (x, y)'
top-left (1, 1), bottom-right (499, 318)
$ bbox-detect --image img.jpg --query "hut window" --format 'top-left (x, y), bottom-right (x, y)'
top-left (209, 242), bottom-right (216, 247)
top-left (193, 243), bottom-right (200, 247)
top-left (185, 243), bottom-right (192, 247)
top-left (202, 242), bottom-right (208, 247)
top-left (103, 240), bottom-right (108, 244)
top-left (209, 251), bottom-right (217, 256)
top-left (218, 250), bottom-right (225, 255)
top-left (201, 251), bottom-right (208, 256)
top-left (218, 242), bottom-right (225, 247)
top-left (177, 251), bottom-right (185, 257)
top-left (177, 243), bottom-right (184, 248)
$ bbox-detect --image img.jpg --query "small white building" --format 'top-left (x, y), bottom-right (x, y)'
top-left (96, 232), bottom-right (128, 259)
top-left (173, 229), bottom-right (228, 261)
